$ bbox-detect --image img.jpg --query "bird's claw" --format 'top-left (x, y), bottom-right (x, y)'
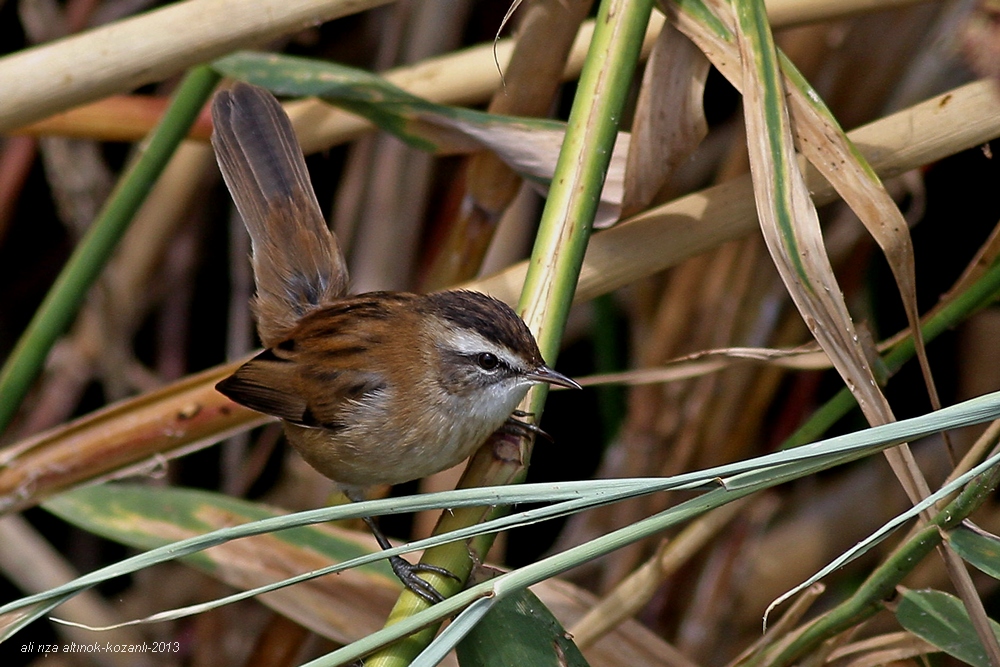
top-left (389, 556), bottom-right (459, 604)
top-left (500, 415), bottom-right (554, 442)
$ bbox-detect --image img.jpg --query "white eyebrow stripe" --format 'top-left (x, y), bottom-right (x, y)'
top-left (442, 328), bottom-right (521, 367)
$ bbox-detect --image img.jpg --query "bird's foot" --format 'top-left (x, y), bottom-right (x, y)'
top-left (500, 411), bottom-right (553, 442)
top-left (388, 556), bottom-right (460, 604)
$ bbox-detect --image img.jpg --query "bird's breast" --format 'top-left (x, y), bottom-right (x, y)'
top-left (281, 390), bottom-right (512, 488)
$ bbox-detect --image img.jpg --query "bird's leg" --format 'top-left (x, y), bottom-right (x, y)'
top-left (345, 490), bottom-right (458, 604)
top-left (500, 410), bottom-right (553, 442)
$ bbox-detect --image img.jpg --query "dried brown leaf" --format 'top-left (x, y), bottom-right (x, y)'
top-left (622, 21), bottom-right (709, 218)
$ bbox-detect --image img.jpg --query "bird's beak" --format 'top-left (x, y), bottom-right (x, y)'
top-left (526, 366), bottom-right (581, 390)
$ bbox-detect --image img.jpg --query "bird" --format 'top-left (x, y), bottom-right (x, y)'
top-left (210, 82), bottom-right (579, 602)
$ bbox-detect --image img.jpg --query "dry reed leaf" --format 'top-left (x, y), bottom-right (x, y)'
top-left (730, 11), bottom-right (964, 643)
top-left (434, 115), bottom-right (629, 228)
top-left (218, 50), bottom-right (632, 228)
top-left (727, 3), bottom-right (996, 653)
top-left (678, 0), bottom-right (937, 420)
top-left (0, 361), bottom-right (269, 514)
top-left (726, 19), bottom-right (970, 648)
top-left (575, 344), bottom-right (830, 387)
top-left (287, 12), bottom-right (666, 153)
top-left (621, 21), bottom-right (709, 218)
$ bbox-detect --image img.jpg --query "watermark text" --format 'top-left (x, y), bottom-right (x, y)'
top-left (21, 641), bottom-right (181, 657)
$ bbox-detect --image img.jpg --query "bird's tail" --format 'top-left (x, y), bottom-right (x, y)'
top-left (211, 82), bottom-right (347, 346)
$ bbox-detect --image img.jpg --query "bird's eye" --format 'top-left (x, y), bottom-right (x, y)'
top-left (476, 352), bottom-right (500, 371)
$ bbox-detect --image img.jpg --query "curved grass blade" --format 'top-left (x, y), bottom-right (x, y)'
top-left (759, 456), bottom-right (1000, 667)
top-left (311, 424), bottom-right (984, 666)
top-left (765, 444), bottom-right (1000, 627)
top-left (1, 482), bottom-right (646, 641)
top-left (724, 0), bottom-right (902, 431)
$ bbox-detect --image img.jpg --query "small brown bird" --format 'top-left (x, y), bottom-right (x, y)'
top-left (211, 83), bottom-right (578, 602)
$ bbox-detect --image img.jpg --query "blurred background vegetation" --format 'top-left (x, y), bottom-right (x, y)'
top-left (1, 0), bottom-right (1000, 665)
